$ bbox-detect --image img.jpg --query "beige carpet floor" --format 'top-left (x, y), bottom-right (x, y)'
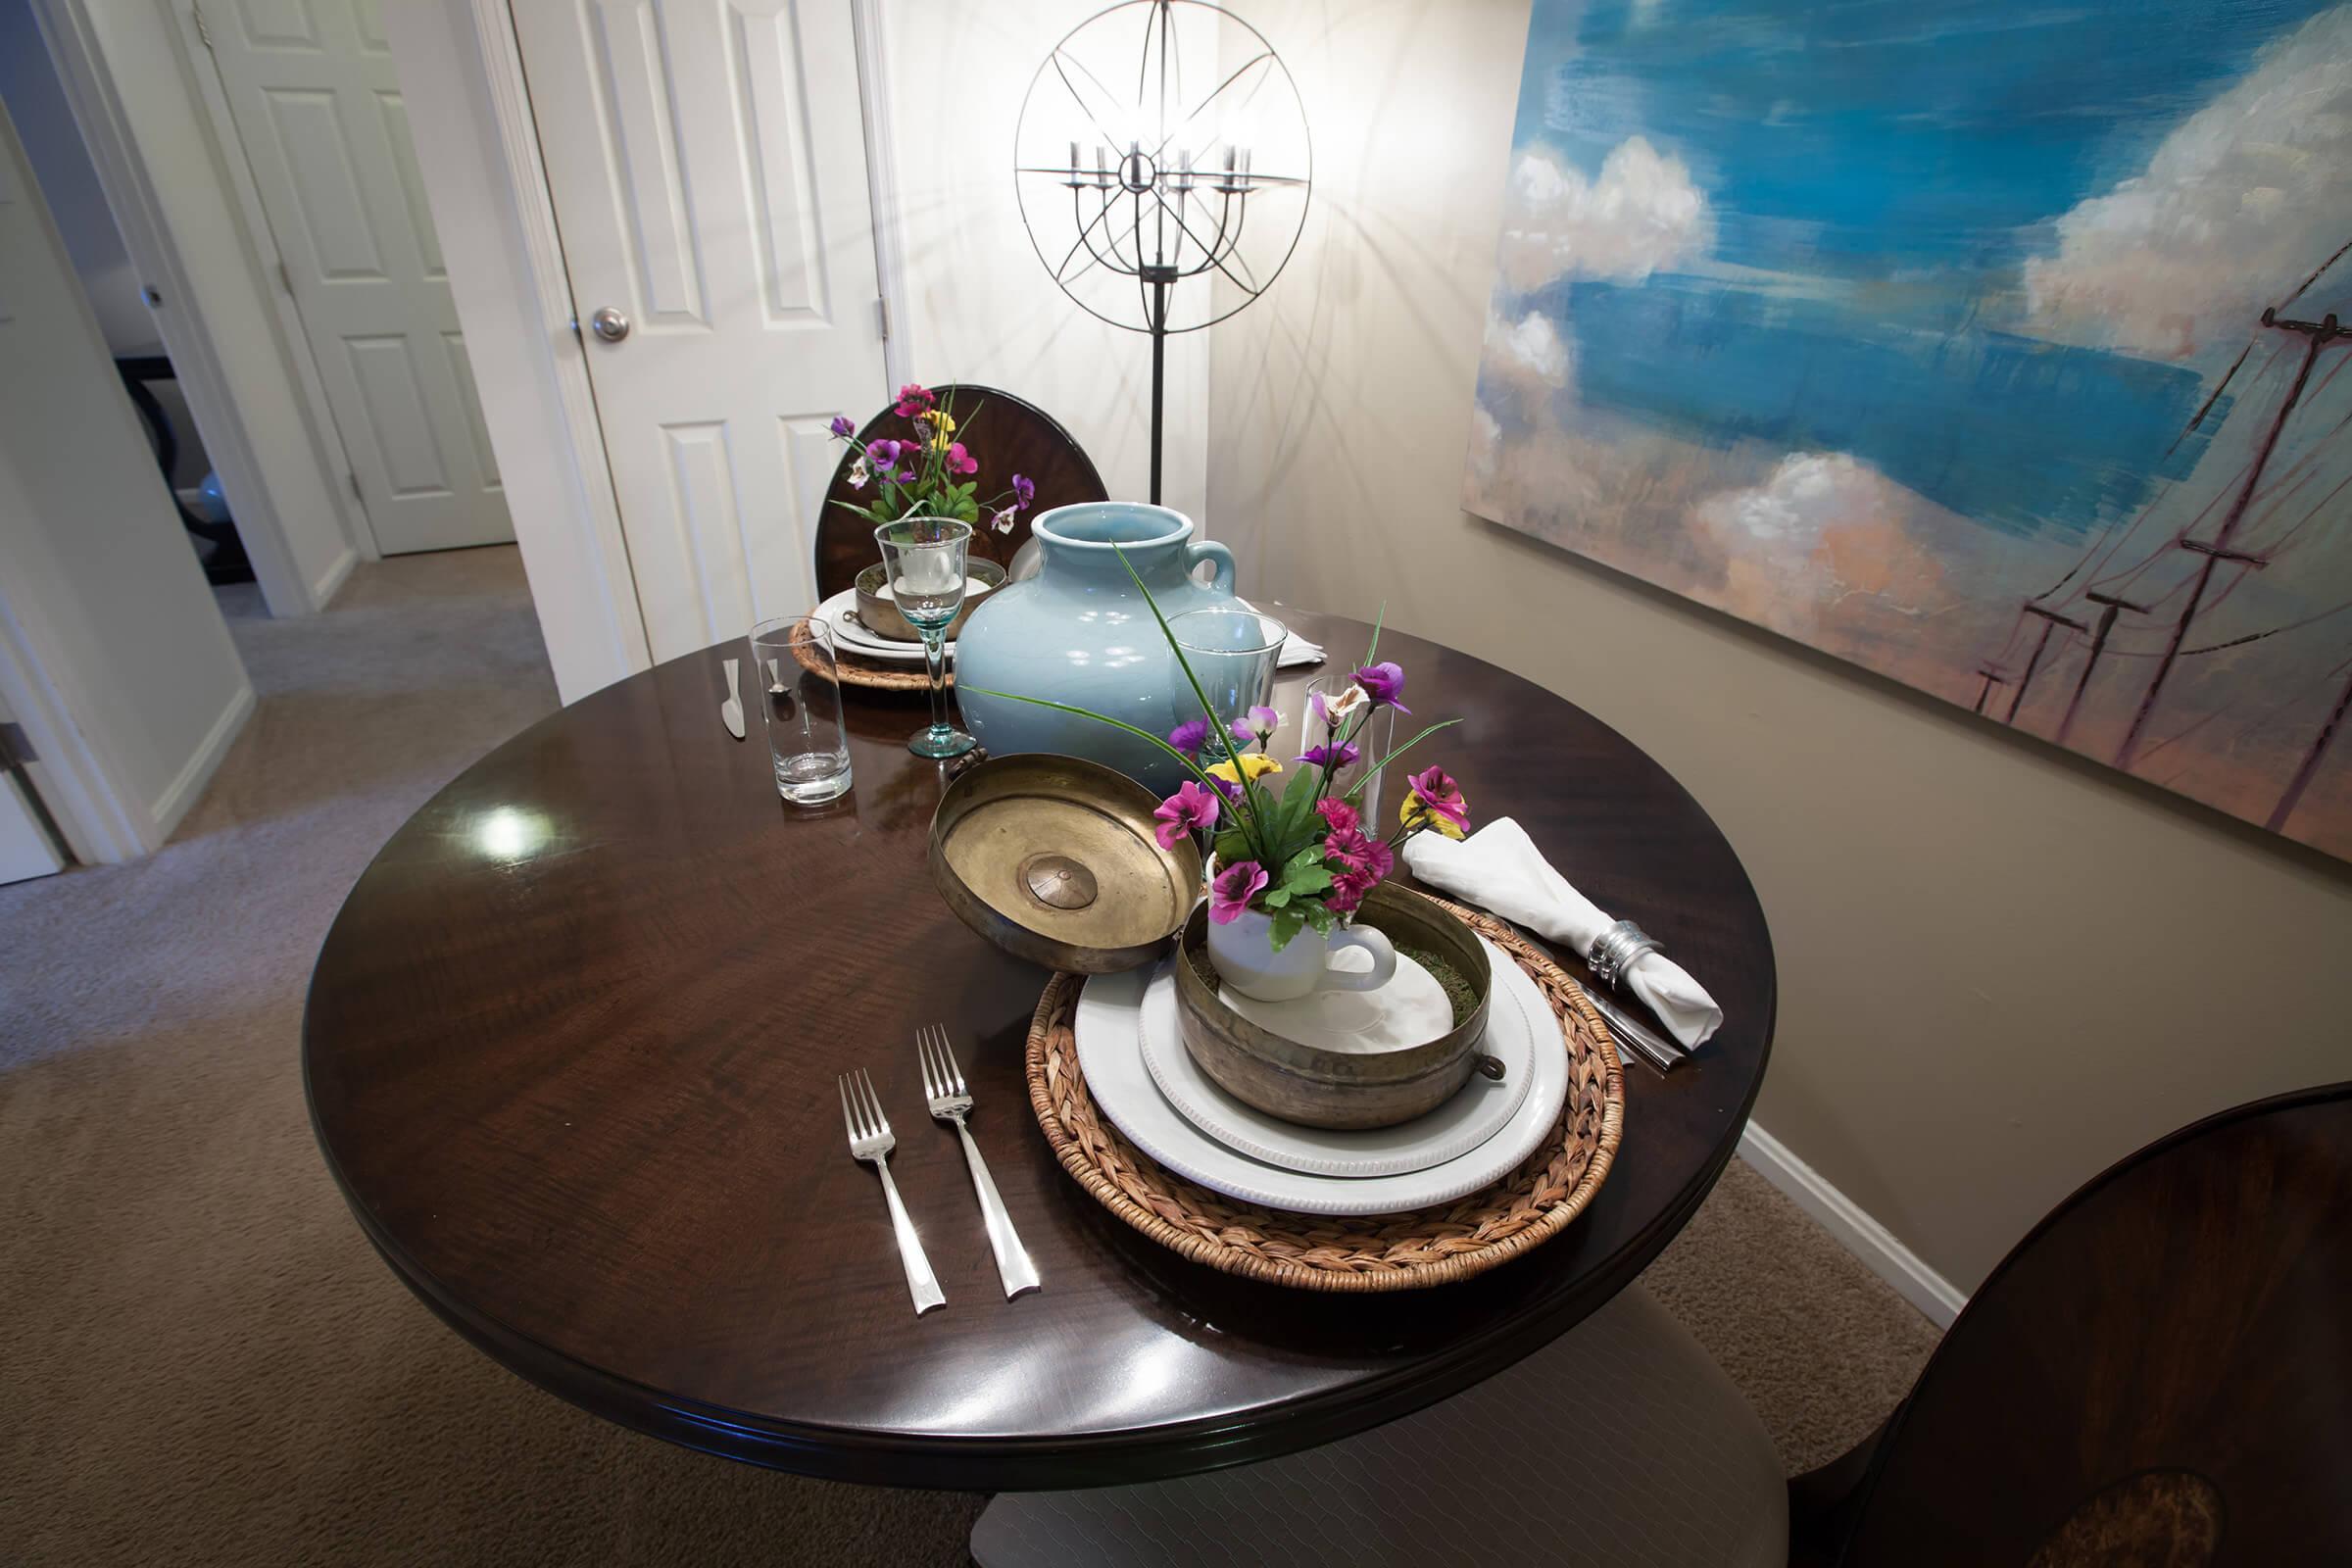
top-left (0, 547), bottom-right (1942, 1566)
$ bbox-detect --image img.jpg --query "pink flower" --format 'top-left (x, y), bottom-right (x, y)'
top-left (1327, 868), bottom-right (1378, 915)
top-left (1405, 765), bottom-right (1469, 834)
top-left (1246, 705), bottom-right (1281, 744)
top-left (945, 442), bottom-right (979, 477)
top-left (1314, 798), bottom-right (1359, 835)
top-left (1321, 825), bottom-right (1394, 884)
top-left (894, 383), bottom-right (935, 417)
top-left (1208, 860), bottom-right (1268, 924)
top-left (1152, 781), bottom-right (1220, 849)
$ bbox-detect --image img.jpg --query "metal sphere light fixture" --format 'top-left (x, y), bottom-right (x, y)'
top-left (1015, 0), bottom-right (1311, 502)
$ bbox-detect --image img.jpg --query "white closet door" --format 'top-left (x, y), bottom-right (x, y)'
top-left (204, 0), bottom-right (513, 554)
top-left (511, 0), bottom-right (889, 660)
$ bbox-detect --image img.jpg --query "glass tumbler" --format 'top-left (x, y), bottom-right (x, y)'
top-left (1168, 608), bottom-right (1288, 759)
top-left (749, 615), bottom-right (854, 805)
top-left (873, 516), bottom-right (976, 759)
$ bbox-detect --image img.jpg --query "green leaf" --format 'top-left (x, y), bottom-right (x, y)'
top-left (1261, 886), bottom-right (1292, 909)
top-left (1300, 901), bottom-right (1337, 937)
top-left (1266, 906), bottom-right (1306, 952)
top-left (956, 687), bottom-right (1237, 803)
top-left (1211, 827), bottom-right (1252, 866)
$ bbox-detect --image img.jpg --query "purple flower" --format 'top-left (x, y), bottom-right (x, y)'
top-left (1298, 739), bottom-right (1360, 771)
top-left (1246, 705), bottom-right (1281, 743)
top-left (866, 438), bottom-right (903, 469)
top-left (1168, 716), bottom-right (1212, 757)
top-left (1012, 473), bottom-right (1036, 510)
top-left (1353, 662), bottom-right (1409, 712)
top-left (945, 442), bottom-right (979, 477)
top-left (990, 507), bottom-right (1017, 534)
top-left (1314, 798), bottom-right (1360, 835)
top-left (1152, 781), bottom-right (1221, 849)
top-left (1209, 774), bottom-right (1244, 804)
top-left (829, 415), bottom-right (857, 439)
top-left (1208, 859), bottom-right (1268, 925)
top-left (894, 383), bottom-right (935, 417)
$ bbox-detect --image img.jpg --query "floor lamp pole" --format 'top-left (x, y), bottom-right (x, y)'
top-left (1145, 270), bottom-right (1174, 505)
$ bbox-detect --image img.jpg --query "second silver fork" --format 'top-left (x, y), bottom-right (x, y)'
top-left (917, 1025), bottom-right (1041, 1299)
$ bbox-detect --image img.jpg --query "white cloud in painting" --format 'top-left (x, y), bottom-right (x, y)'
top-left (1466, 403), bottom-right (1502, 483)
top-left (1695, 452), bottom-right (1952, 621)
top-left (2023, 5), bottom-right (2352, 360)
top-left (1482, 307), bottom-right (1572, 410)
top-left (1497, 138), bottom-right (1715, 292)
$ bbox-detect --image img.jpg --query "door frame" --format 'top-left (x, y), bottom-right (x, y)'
top-left (379, 0), bottom-right (910, 704)
top-left (26, 0), bottom-right (358, 613)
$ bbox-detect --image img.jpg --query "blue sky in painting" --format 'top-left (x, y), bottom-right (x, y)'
top-left (1506, 0), bottom-right (2338, 537)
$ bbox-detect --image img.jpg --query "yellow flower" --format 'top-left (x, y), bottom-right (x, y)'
top-left (916, 408), bottom-right (956, 449)
top-left (1400, 794), bottom-right (1466, 839)
top-left (1206, 754), bottom-right (1283, 786)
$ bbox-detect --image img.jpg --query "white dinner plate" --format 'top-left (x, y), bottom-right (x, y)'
top-left (814, 589), bottom-right (948, 664)
top-left (1138, 954), bottom-right (1535, 1178)
top-left (1076, 938), bottom-right (1570, 1216)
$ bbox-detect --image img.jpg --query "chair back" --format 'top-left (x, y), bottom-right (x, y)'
top-left (1838, 1082), bottom-right (2352, 1564)
top-left (812, 384), bottom-right (1106, 600)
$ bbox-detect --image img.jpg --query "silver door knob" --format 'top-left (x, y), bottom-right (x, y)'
top-left (589, 307), bottom-right (630, 343)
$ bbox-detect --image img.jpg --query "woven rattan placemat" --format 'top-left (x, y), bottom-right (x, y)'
top-left (1025, 901), bottom-right (1626, 1291)
top-left (790, 614), bottom-right (946, 693)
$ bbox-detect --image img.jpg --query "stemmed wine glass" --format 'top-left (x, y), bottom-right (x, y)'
top-left (874, 516), bottom-right (977, 759)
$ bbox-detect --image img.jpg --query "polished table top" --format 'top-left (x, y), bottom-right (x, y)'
top-left (304, 610), bottom-right (1776, 1490)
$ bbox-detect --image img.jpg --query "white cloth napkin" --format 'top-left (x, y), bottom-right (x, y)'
top-left (1234, 598), bottom-right (1325, 667)
top-left (1402, 817), bottom-right (1724, 1049)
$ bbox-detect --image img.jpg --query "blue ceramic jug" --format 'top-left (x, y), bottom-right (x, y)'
top-left (954, 503), bottom-right (1241, 793)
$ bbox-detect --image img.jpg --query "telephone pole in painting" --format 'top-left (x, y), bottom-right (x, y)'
top-left (2115, 310), bottom-right (2349, 769)
top-left (1973, 663), bottom-right (2011, 716)
top-left (2268, 662), bottom-right (2352, 832)
top-left (2055, 591), bottom-right (2155, 745)
top-left (2003, 602), bottom-right (2088, 723)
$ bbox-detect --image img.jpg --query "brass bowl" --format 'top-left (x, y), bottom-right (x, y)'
top-left (1174, 882), bottom-right (1496, 1130)
top-left (855, 559), bottom-right (1006, 643)
top-left (929, 754), bottom-right (1203, 974)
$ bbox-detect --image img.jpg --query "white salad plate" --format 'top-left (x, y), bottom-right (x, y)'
top-left (814, 589), bottom-right (947, 664)
top-left (1138, 953), bottom-right (1535, 1178)
top-left (1076, 937), bottom-right (1569, 1216)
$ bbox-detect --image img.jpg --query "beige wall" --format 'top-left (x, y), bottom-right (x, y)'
top-left (1209, 0), bottom-right (2352, 1292)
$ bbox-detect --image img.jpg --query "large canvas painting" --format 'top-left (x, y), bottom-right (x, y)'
top-left (1467, 0), bottom-right (2352, 858)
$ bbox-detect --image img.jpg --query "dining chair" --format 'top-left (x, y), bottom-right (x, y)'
top-left (812, 384), bottom-right (1106, 601)
top-left (972, 1080), bottom-right (2352, 1566)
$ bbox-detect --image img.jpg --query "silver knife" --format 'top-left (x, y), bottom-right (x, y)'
top-left (719, 657), bottom-right (747, 740)
top-left (1582, 986), bottom-right (1683, 1073)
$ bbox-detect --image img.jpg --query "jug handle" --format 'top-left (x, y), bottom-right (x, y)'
top-left (1183, 539), bottom-right (1236, 595)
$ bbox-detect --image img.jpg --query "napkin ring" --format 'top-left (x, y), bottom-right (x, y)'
top-left (1587, 919), bottom-right (1662, 991)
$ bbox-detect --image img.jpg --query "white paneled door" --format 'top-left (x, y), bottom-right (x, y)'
top-left (512, 0), bottom-right (890, 661)
top-left (203, 0), bottom-right (513, 555)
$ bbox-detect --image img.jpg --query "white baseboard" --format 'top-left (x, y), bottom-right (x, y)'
top-left (1738, 1121), bottom-right (1968, 1328)
top-left (310, 546), bottom-right (359, 609)
top-left (146, 679), bottom-right (254, 844)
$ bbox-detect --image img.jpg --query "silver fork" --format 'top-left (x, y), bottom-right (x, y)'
top-left (838, 1068), bottom-right (946, 1315)
top-left (917, 1025), bottom-right (1041, 1299)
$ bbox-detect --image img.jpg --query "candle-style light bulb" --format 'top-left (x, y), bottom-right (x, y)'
top-left (1094, 143), bottom-right (1111, 189)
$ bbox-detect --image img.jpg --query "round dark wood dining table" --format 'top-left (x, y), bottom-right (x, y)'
top-left (304, 609), bottom-right (1776, 1491)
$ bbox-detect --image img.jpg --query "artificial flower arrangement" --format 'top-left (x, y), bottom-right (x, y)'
top-left (824, 383), bottom-right (1036, 533)
top-left (966, 556), bottom-right (1470, 952)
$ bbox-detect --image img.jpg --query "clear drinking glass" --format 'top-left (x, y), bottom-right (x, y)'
top-left (1168, 608), bottom-right (1288, 753)
top-left (749, 615), bottom-right (854, 804)
top-left (873, 516), bottom-right (977, 759)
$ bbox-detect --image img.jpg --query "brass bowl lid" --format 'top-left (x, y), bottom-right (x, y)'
top-left (929, 754), bottom-right (1202, 974)
top-left (854, 558), bottom-right (1006, 642)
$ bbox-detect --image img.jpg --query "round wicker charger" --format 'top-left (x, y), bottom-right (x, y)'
top-left (790, 614), bottom-right (950, 694)
top-left (1025, 902), bottom-right (1626, 1291)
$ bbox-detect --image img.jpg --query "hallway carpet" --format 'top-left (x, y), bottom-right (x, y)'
top-left (0, 548), bottom-right (1941, 1566)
